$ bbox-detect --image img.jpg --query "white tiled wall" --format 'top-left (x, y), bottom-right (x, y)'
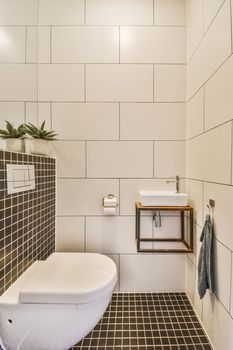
top-left (0, 0), bottom-right (186, 292)
top-left (33, 0), bottom-right (186, 292)
top-left (186, 1), bottom-right (233, 349)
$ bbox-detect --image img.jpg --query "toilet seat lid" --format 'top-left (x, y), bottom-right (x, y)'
top-left (19, 253), bottom-right (117, 304)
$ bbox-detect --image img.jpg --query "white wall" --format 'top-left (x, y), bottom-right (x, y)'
top-left (0, 0), bottom-right (186, 292)
top-left (186, 1), bottom-right (233, 349)
top-left (34, 0), bottom-right (186, 292)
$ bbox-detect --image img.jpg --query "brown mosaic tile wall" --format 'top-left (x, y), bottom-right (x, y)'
top-left (0, 150), bottom-right (56, 296)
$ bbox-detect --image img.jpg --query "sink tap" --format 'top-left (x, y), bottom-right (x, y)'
top-left (166, 175), bottom-right (180, 193)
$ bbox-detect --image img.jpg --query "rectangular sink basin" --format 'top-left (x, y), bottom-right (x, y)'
top-left (139, 191), bottom-right (188, 207)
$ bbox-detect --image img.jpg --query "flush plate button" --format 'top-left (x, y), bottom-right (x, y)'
top-left (6, 164), bottom-right (35, 194)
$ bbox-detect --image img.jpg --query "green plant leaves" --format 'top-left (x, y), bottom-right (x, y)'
top-left (0, 120), bottom-right (58, 140)
top-left (0, 121), bottom-right (26, 139)
top-left (24, 120), bottom-right (57, 140)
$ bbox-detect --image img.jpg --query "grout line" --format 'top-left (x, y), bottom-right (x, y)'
top-left (187, 119), bottom-right (233, 141)
top-left (187, 0), bottom-right (226, 64)
top-left (55, 139), bottom-right (186, 142)
top-left (24, 101), bottom-right (26, 123)
top-left (229, 252), bottom-right (233, 314)
top-left (50, 26), bottom-right (52, 63)
top-left (153, 64), bottom-right (155, 102)
top-left (230, 0), bottom-right (233, 53)
top-left (29, 62), bottom-right (187, 66)
top-left (25, 25), bottom-right (27, 63)
top-left (50, 102), bottom-right (52, 130)
top-left (153, 0), bottom-right (155, 26)
top-left (36, 0), bottom-right (40, 126)
top-left (84, 64), bottom-right (86, 102)
top-left (118, 254), bottom-right (121, 292)
top-left (84, 216), bottom-right (86, 252)
top-left (187, 52), bottom-right (233, 101)
top-left (231, 120), bottom-right (233, 185)
top-left (119, 27), bottom-right (121, 63)
top-left (84, 0), bottom-right (86, 26)
top-left (118, 178), bottom-right (121, 215)
top-left (202, 181), bottom-right (204, 224)
top-left (0, 100), bottom-right (186, 104)
top-left (118, 103), bottom-right (121, 140)
top-left (0, 24), bottom-right (187, 28)
top-left (203, 85), bottom-right (205, 132)
top-left (57, 176), bottom-right (187, 180)
top-left (153, 141), bottom-right (155, 178)
top-left (85, 140), bottom-right (87, 177)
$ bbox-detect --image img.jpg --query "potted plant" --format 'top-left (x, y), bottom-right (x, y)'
top-left (25, 120), bottom-right (57, 156)
top-left (0, 121), bottom-right (26, 153)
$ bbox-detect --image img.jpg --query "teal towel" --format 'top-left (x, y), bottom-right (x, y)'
top-left (198, 214), bottom-right (214, 299)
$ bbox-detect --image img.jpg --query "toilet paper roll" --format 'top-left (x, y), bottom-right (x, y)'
top-left (104, 207), bottom-right (117, 215)
top-left (103, 196), bottom-right (118, 207)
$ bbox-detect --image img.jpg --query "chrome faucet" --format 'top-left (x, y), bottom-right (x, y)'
top-left (166, 175), bottom-right (180, 193)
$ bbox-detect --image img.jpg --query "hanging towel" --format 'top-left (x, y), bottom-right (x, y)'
top-left (198, 214), bottom-right (214, 299)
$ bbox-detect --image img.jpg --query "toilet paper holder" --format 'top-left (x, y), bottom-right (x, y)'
top-left (102, 194), bottom-right (119, 208)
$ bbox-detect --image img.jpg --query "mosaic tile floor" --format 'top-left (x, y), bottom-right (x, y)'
top-left (72, 293), bottom-right (212, 350)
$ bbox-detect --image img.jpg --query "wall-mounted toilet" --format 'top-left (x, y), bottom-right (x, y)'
top-left (0, 252), bottom-right (117, 350)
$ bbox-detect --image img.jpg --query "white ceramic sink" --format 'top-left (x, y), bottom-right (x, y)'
top-left (139, 191), bottom-right (188, 206)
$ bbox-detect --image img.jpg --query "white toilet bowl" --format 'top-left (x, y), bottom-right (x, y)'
top-left (0, 252), bottom-right (117, 350)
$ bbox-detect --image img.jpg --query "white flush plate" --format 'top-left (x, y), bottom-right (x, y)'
top-left (6, 164), bottom-right (35, 195)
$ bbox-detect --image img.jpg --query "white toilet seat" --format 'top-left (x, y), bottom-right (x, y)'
top-left (19, 252), bottom-right (117, 305)
top-left (0, 252), bottom-right (117, 350)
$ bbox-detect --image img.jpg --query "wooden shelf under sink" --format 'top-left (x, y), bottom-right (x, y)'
top-left (135, 202), bottom-right (194, 253)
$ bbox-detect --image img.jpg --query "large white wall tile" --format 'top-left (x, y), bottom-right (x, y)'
top-left (0, 102), bottom-right (24, 125)
top-left (187, 88), bottom-right (204, 139)
top-left (187, 179), bottom-right (203, 226)
top-left (187, 0), bottom-right (231, 98)
top-left (187, 123), bottom-right (232, 184)
top-left (120, 103), bottom-right (186, 140)
top-left (120, 254), bottom-right (185, 292)
top-left (187, 224), bottom-right (202, 267)
top-left (39, 0), bottom-right (84, 25)
top-left (26, 26), bottom-right (50, 63)
top-left (52, 27), bottom-right (119, 63)
top-left (86, 64), bottom-right (153, 102)
top-left (25, 102), bottom-right (51, 128)
top-left (120, 179), bottom-right (184, 215)
top-left (185, 256), bottom-right (203, 319)
top-left (105, 254), bottom-right (120, 292)
top-left (187, 0), bottom-right (203, 59)
top-left (86, 0), bottom-right (153, 25)
top-left (154, 65), bottom-right (186, 102)
top-left (51, 141), bottom-right (85, 178)
top-left (0, 64), bottom-right (37, 101)
top-left (204, 182), bottom-right (233, 250)
top-left (57, 179), bottom-right (119, 216)
top-left (0, 0), bottom-right (37, 25)
top-left (121, 27), bottom-right (186, 64)
top-left (154, 141), bottom-right (186, 178)
top-left (212, 240), bottom-right (231, 310)
top-left (0, 27), bottom-right (26, 62)
top-left (86, 216), bottom-right (137, 253)
top-left (203, 293), bottom-right (233, 350)
top-left (38, 64), bottom-right (84, 102)
top-left (56, 216), bottom-right (85, 252)
top-left (154, 0), bottom-right (186, 26)
top-left (187, 0), bottom-right (200, 20)
top-left (203, 0), bottom-right (225, 31)
top-left (205, 55), bottom-right (233, 130)
top-left (52, 103), bottom-right (119, 140)
top-left (87, 141), bottom-right (153, 178)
